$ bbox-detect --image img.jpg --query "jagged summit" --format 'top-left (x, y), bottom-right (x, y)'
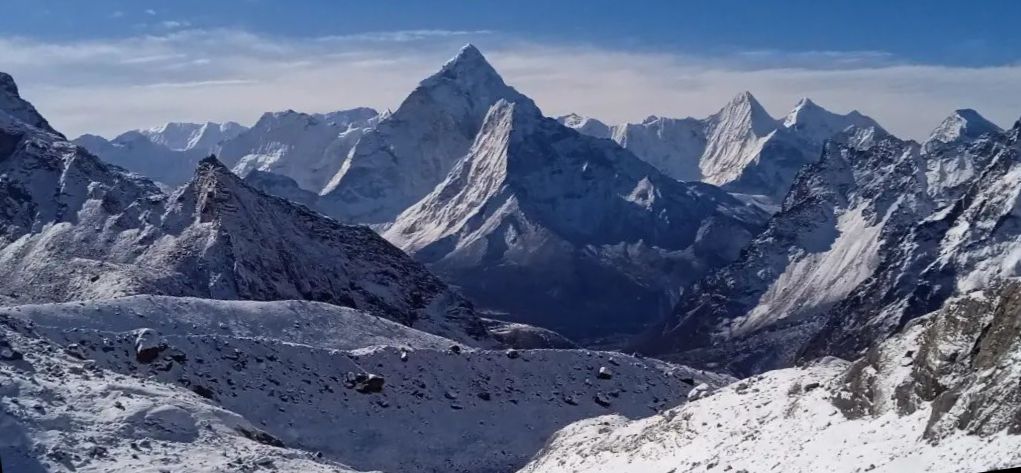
top-left (0, 71), bottom-right (59, 135)
top-left (926, 108), bottom-right (1003, 147)
top-left (781, 97), bottom-right (885, 146)
top-left (319, 44), bottom-right (536, 223)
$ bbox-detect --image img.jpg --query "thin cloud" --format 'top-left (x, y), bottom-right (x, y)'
top-left (3, 28), bottom-right (1018, 139)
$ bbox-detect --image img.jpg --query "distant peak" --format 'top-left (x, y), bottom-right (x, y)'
top-left (927, 108), bottom-right (1003, 145)
top-left (794, 97), bottom-right (819, 109)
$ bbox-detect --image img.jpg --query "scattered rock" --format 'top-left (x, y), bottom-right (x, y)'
top-left (597, 366), bottom-right (613, 380)
top-left (506, 349), bottom-right (520, 359)
top-left (804, 382), bottom-right (822, 392)
top-left (593, 393), bottom-right (612, 407)
top-left (134, 328), bottom-right (165, 363)
top-left (355, 374), bottom-right (385, 394)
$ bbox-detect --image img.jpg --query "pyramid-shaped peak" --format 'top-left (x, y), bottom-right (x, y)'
top-left (710, 91), bottom-right (775, 135)
top-left (793, 97), bottom-right (820, 109)
top-left (438, 43), bottom-right (496, 74)
top-left (927, 108), bottom-right (1003, 145)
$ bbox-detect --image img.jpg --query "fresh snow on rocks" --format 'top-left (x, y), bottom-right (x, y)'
top-left (1, 297), bottom-right (730, 473)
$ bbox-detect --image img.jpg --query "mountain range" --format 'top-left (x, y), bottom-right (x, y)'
top-left (5, 40), bottom-right (1021, 472)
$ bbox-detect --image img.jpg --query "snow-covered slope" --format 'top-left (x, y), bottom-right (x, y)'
top-left (804, 116), bottom-right (1019, 361)
top-left (0, 71), bottom-right (489, 345)
top-left (923, 108), bottom-right (1004, 151)
top-left (73, 121), bottom-right (249, 187)
top-left (781, 97), bottom-right (884, 147)
top-left (319, 44), bottom-right (536, 224)
top-left (385, 99), bottom-right (767, 340)
top-left (0, 315), bottom-right (368, 473)
top-left (141, 121), bottom-right (248, 152)
top-left (640, 114), bottom-right (1014, 375)
top-left (638, 130), bottom-right (934, 374)
top-left (219, 108), bottom-right (378, 193)
top-left (72, 131), bottom-right (208, 187)
top-left (523, 279), bottom-right (1021, 473)
top-left (1, 296), bottom-right (730, 473)
top-left (612, 115), bottom-right (706, 181)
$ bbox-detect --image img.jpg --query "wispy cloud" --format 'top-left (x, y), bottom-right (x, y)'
top-left (3, 28), bottom-right (1019, 139)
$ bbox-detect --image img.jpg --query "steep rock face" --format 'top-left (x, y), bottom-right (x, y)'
top-left (803, 118), bottom-right (1019, 360)
top-left (0, 72), bottom-right (59, 136)
top-left (0, 72), bottom-right (489, 344)
top-left (639, 131), bottom-right (937, 374)
top-left (521, 284), bottom-right (1021, 473)
top-left (830, 280), bottom-right (1021, 442)
top-left (641, 112), bottom-right (1014, 375)
top-left (219, 108), bottom-right (378, 193)
top-left (319, 44), bottom-right (535, 224)
top-left (385, 100), bottom-right (767, 340)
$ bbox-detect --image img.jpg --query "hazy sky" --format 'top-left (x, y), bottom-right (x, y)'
top-left (3, 0), bottom-right (1020, 139)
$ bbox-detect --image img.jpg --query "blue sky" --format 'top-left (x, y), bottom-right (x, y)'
top-left (2, 1), bottom-right (1019, 138)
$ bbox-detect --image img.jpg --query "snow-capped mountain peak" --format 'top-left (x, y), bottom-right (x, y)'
top-left (925, 108), bottom-right (1003, 147)
top-left (556, 113), bottom-right (612, 139)
top-left (318, 44), bottom-right (535, 223)
top-left (714, 91), bottom-right (776, 135)
top-left (781, 97), bottom-right (885, 146)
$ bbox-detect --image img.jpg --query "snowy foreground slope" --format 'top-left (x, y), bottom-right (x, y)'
top-left (1, 297), bottom-right (729, 473)
top-left (522, 280), bottom-right (1021, 473)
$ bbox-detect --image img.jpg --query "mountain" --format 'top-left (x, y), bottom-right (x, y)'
top-left (611, 115), bottom-right (706, 181)
top-left (140, 121), bottom-right (248, 151)
top-left (72, 130), bottom-right (207, 187)
top-left (521, 279), bottom-right (1021, 473)
top-left (923, 108), bottom-right (1004, 152)
top-left (556, 113), bottom-right (612, 139)
top-left (0, 72), bottom-right (488, 345)
top-left (638, 112), bottom-right (1011, 375)
top-left (803, 114), bottom-right (1019, 361)
top-left (318, 44), bottom-right (536, 224)
top-left (781, 97), bottom-right (883, 147)
top-left (566, 93), bottom-right (887, 201)
top-left (385, 99), bottom-right (768, 340)
top-left (220, 108), bottom-right (378, 193)
top-left (0, 295), bottom-right (731, 473)
top-left (73, 121), bottom-right (249, 187)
